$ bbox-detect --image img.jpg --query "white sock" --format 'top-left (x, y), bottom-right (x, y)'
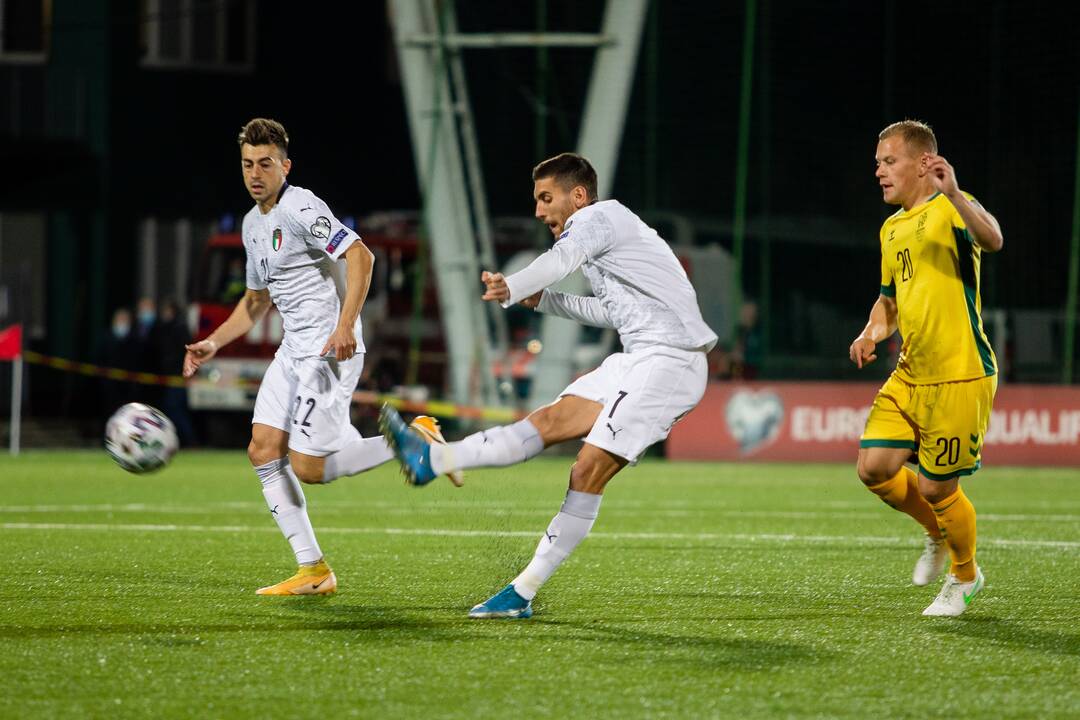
top-left (511, 489), bottom-right (602, 600)
top-left (322, 437), bottom-right (394, 482)
top-left (255, 458), bottom-right (322, 566)
top-left (430, 419), bottom-right (544, 475)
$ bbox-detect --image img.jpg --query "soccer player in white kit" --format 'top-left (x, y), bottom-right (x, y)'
top-left (183, 118), bottom-right (455, 595)
top-left (381, 152), bottom-right (718, 617)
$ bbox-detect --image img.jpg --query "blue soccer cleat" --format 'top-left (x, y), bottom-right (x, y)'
top-left (379, 404), bottom-right (437, 486)
top-left (468, 584), bottom-right (533, 619)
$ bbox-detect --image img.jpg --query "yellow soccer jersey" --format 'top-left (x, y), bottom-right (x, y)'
top-left (878, 191), bottom-right (997, 384)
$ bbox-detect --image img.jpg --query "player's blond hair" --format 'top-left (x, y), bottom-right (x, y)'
top-left (879, 119), bottom-right (937, 155)
top-left (238, 118), bottom-right (289, 157)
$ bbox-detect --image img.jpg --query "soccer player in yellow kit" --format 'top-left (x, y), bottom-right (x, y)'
top-left (850, 120), bottom-right (1002, 617)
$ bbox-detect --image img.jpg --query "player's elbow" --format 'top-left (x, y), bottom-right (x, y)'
top-left (360, 243), bottom-right (375, 265)
top-left (246, 295), bottom-right (271, 320)
top-left (347, 240), bottom-right (375, 266)
top-left (983, 232), bottom-right (1004, 253)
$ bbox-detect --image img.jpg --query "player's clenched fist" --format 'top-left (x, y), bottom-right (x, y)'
top-left (481, 270), bottom-right (509, 303)
top-left (848, 336), bottom-right (877, 369)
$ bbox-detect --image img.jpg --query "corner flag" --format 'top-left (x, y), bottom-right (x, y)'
top-left (1, 324), bottom-right (23, 455)
top-left (0, 324), bottom-right (21, 360)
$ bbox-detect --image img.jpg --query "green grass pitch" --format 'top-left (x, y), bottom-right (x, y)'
top-left (1, 450), bottom-right (1078, 718)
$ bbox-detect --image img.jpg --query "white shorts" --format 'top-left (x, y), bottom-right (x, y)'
top-left (252, 351), bottom-right (365, 457)
top-left (560, 346), bottom-right (708, 464)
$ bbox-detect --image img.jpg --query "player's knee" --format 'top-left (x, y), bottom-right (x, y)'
top-left (247, 440), bottom-right (268, 468)
top-left (918, 481), bottom-right (955, 505)
top-left (527, 397), bottom-right (600, 445)
top-left (525, 407), bottom-right (560, 444)
top-left (856, 455), bottom-right (893, 486)
top-left (248, 438), bottom-right (276, 467)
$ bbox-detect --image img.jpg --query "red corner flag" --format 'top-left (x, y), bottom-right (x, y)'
top-left (0, 324), bottom-right (22, 360)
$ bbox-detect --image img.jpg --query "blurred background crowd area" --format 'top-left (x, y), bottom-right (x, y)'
top-left (0, 1), bottom-right (1078, 447)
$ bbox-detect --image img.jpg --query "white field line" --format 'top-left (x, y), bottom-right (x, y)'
top-left (1, 521), bottom-right (1078, 550)
top-left (0, 503), bottom-right (1078, 524)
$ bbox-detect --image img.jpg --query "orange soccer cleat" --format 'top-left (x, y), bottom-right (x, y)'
top-left (409, 415), bottom-right (465, 487)
top-left (255, 559), bottom-right (337, 596)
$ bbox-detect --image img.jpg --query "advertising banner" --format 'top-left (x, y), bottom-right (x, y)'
top-left (667, 381), bottom-right (1080, 466)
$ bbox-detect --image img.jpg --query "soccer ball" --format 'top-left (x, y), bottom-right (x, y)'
top-left (105, 403), bottom-right (179, 474)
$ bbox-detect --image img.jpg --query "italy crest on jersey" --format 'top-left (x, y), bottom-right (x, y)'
top-left (272, 227), bottom-right (283, 251)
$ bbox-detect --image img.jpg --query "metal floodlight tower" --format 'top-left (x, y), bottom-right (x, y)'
top-left (390, 0), bottom-right (649, 410)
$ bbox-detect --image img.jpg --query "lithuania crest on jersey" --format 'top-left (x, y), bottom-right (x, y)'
top-left (272, 228), bottom-right (283, 251)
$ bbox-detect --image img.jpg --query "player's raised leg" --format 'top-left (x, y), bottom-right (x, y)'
top-left (379, 395), bottom-right (598, 486)
top-left (469, 442), bottom-right (625, 619)
top-left (294, 416), bottom-right (459, 485)
top-left (316, 424), bottom-right (394, 482)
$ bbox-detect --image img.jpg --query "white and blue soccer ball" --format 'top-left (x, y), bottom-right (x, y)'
top-left (105, 403), bottom-right (179, 474)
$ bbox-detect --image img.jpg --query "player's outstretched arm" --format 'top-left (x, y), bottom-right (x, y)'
top-left (321, 241), bottom-right (374, 361)
top-left (849, 294), bottom-right (897, 369)
top-left (925, 154), bottom-right (1004, 252)
top-left (481, 242), bottom-right (588, 308)
top-left (183, 288), bottom-right (272, 377)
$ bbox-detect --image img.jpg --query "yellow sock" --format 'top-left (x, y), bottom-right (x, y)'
top-left (932, 488), bottom-right (977, 582)
top-left (866, 466), bottom-right (941, 539)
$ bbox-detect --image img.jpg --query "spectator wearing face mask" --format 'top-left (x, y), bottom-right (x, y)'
top-left (97, 307), bottom-right (138, 425)
top-left (135, 297), bottom-right (157, 341)
top-left (130, 297), bottom-right (160, 405)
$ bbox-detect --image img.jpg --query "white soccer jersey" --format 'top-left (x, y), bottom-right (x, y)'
top-left (505, 200), bottom-right (718, 353)
top-left (242, 183), bottom-right (364, 358)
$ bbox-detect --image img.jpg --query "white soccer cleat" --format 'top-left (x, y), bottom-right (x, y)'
top-left (922, 567), bottom-right (984, 617)
top-left (912, 534), bottom-right (949, 586)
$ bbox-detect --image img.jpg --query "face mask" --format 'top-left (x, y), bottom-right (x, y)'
top-left (112, 323), bottom-right (130, 339)
top-left (138, 311), bottom-right (156, 326)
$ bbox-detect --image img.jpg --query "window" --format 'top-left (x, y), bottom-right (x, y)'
top-left (139, 0), bottom-right (254, 71)
top-left (0, 0), bottom-right (49, 62)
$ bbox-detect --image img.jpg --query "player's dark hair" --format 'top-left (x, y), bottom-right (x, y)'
top-left (238, 118), bottom-right (289, 157)
top-left (879, 119), bottom-right (938, 155)
top-left (532, 152), bottom-right (598, 202)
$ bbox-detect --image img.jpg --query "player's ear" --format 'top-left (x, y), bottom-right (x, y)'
top-left (916, 154), bottom-right (927, 177)
top-left (282, 157), bottom-right (292, 175)
top-left (572, 185), bottom-right (588, 208)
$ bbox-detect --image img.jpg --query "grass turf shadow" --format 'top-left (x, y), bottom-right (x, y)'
top-left (0, 604), bottom-right (455, 642)
top-left (526, 619), bottom-right (837, 669)
top-left (929, 616), bottom-right (1080, 657)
